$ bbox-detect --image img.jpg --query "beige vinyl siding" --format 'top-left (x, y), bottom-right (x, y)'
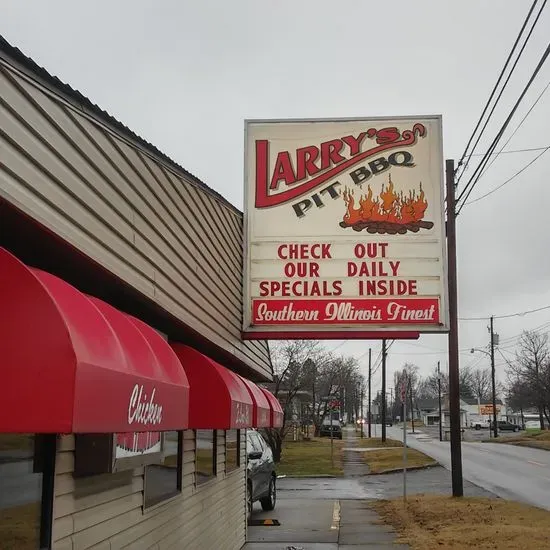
top-left (52, 431), bottom-right (247, 550)
top-left (0, 58), bottom-right (270, 379)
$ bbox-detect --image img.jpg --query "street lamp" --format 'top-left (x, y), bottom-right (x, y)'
top-left (470, 347), bottom-right (498, 438)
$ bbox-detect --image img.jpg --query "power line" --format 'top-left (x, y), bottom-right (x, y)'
top-left (456, 0), bottom-right (546, 187)
top-left (477, 77), bottom-right (550, 179)
top-left (463, 145), bottom-right (550, 205)
top-left (371, 340), bottom-right (395, 377)
top-left (459, 304), bottom-right (550, 321)
top-left (455, 0), bottom-right (540, 181)
top-left (389, 349), bottom-right (472, 356)
top-left (465, 145), bottom-right (550, 157)
top-left (457, 38), bottom-right (550, 214)
top-left (496, 320), bottom-right (550, 347)
top-left (328, 341), bottom-right (348, 353)
top-left (497, 347), bottom-right (516, 368)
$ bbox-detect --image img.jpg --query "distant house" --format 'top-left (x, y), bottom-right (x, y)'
top-left (415, 396), bottom-right (469, 428)
top-left (413, 395), bottom-right (512, 429)
top-left (461, 397), bottom-right (507, 427)
top-left (262, 382), bottom-right (313, 425)
top-left (505, 407), bottom-right (541, 428)
top-left (416, 398), bottom-right (441, 426)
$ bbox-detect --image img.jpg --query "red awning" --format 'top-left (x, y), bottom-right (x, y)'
top-left (0, 248), bottom-right (190, 433)
top-left (238, 376), bottom-right (271, 427)
top-left (260, 388), bottom-right (284, 428)
top-left (170, 343), bottom-right (253, 429)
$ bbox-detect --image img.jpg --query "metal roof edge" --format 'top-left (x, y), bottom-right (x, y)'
top-left (0, 34), bottom-right (242, 217)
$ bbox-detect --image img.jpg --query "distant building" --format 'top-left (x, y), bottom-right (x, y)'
top-left (461, 397), bottom-right (507, 427)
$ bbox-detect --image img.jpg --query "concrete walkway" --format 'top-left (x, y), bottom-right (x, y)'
top-left (243, 497), bottom-right (408, 549)
top-left (243, 428), bottom-right (409, 549)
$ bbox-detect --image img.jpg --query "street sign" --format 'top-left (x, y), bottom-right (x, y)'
top-left (479, 405), bottom-right (501, 415)
top-left (400, 371), bottom-right (408, 402)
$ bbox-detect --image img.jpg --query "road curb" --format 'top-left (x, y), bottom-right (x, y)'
top-left (481, 440), bottom-right (550, 452)
top-left (277, 474), bottom-right (340, 479)
top-left (368, 462), bottom-right (440, 476)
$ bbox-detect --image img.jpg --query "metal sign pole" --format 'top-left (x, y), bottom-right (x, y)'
top-left (381, 339), bottom-right (387, 442)
top-left (368, 348), bottom-right (372, 438)
top-left (402, 375), bottom-right (407, 502)
top-left (360, 388), bottom-right (364, 439)
top-left (330, 408), bottom-right (334, 468)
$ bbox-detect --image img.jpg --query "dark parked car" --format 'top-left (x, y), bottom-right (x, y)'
top-left (319, 420), bottom-right (343, 439)
top-left (497, 420), bottom-right (520, 432)
top-left (246, 429), bottom-right (276, 519)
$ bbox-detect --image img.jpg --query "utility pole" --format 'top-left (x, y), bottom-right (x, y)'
top-left (438, 361), bottom-right (443, 442)
top-left (360, 387), bottom-right (364, 439)
top-left (381, 339), bottom-right (387, 442)
top-left (409, 378), bottom-right (415, 434)
top-left (490, 316), bottom-right (498, 439)
top-left (368, 348), bottom-right (372, 438)
top-left (446, 158), bottom-right (464, 497)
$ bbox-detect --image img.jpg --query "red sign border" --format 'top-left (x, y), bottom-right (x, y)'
top-left (243, 330), bottom-right (420, 341)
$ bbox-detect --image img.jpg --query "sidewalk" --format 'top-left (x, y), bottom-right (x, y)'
top-left (243, 497), bottom-right (408, 549)
top-left (243, 428), bottom-right (409, 549)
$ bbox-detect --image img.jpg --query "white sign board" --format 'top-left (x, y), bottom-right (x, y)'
top-left (243, 116), bottom-right (448, 336)
top-left (115, 432), bottom-right (162, 459)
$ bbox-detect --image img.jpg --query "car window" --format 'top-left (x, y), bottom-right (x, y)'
top-left (248, 432), bottom-right (263, 453)
top-left (257, 433), bottom-right (273, 458)
top-left (255, 433), bottom-right (268, 451)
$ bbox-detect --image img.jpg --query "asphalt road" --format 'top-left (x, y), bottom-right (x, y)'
top-left (385, 424), bottom-right (550, 510)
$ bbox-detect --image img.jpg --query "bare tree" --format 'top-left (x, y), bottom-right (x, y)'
top-left (394, 363), bottom-right (420, 422)
top-left (263, 342), bottom-right (367, 460)
top-left (506, 376), bottom-right (535, 428)
top-left (509, 331), bottom-right (550, 429)
top-left (416, 367), bottom-right (448, 399)
top-left (264, 340), bottom-right (327, 461)
top-left (471, 368), bottom-right (492, 402)
top-left (417, 364), bottom-right (475, 401)
top-left (310, 355), bottom-right (363, 433)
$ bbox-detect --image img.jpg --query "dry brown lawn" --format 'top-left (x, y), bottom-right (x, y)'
top-left (363, 447), bottom-right (436, 474)
top-left (0, 434), bottom-right (33, 452)
top-left (357, 437), bottom-right (403, 448)
top-left (278, 437), bottom-right (345, 476)
top-left (373, 495), bottom-right (550, 550)
top-left (485, 430), bottom-right (550, 451)
top-left (0, 502), bottom-right (40, 550)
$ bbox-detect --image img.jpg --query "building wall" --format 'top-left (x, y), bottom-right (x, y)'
top-left (0, 53), bottom-right (270, 379)
top-left (463, 403), bottom-right (507, 422)
top-left (52, 430), bottom-right (246, 550)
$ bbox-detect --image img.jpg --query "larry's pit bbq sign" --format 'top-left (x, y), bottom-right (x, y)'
top-left (243, 116), bottom-right (449, 336)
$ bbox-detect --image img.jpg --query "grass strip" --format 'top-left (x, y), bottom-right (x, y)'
top-left (373, 494), bottom-right (550, 550)
top-left (0, 502), bottom-right (40, 550)
top-left (277, 437), bottom-right (345, 476)
top-left (363, 447), bottom-right (436, 474)
top-left (483, 429), bottom-right (550, 450)
top-left (356, 437), bottom-right (403, 448)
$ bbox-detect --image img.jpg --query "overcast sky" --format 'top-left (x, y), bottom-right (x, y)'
top-left (3, 0), bottom-right (550, 393)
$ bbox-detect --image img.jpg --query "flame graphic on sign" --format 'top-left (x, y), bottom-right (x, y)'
top-left (340, 174), bottom-right (433, 234)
